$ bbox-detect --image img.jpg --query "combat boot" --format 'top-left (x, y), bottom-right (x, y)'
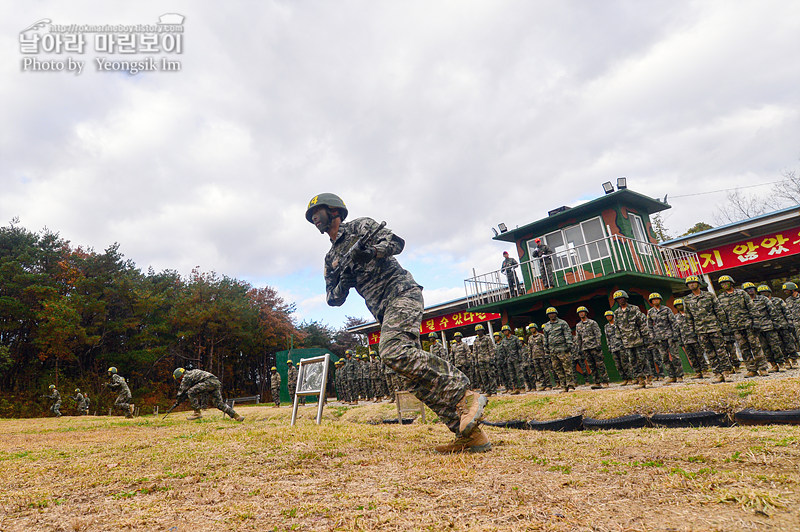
top-left (511, 388), bottom-right (521, 395)
top-left (646, 375), bottom-right (652, 385)
top-left (434, 427), bottom-right (491, 454)
top-left (187, 410), bottom-right (202, 420)
top-left (713, 374), bottom-right (725, 383)
top-left (668, 377), bottom-right (678, 384)
top-left (745, 371), bottom-right (758, 378)
top-left (129, 404), bottom-right (135, 416)
top-left (638, 376), bottom-right (646, 389)
top-left (692, 372), bottom-right (704, 379)
top-left (455, 390), bottom-right (487, 437)
top-left (234, 414), bottom-right (244, 422)
top-left (770, 363), bottom-right (781, 373)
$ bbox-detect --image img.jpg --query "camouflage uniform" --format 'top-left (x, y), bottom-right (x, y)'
top-left (324, 217), bottom-right (470, 435)
top-left (767, 295), bottom-right (799, 362)
top-left (429, 340), bottom-right (447, 364)
top-left (543, 318), bottom-right (575, 390)
top-left (177, 369), bottom-right (240, 418)
top-left (270, 371), bottom-right (282, 407)
top-left (106, 373), bottom-right (133, 417)
top-left (717, 289), bottom-right (766, 372)
top-left (370, 356), bottom-right (386, 398)
top-left (45, 388), bottom-right (62, 417)
top-left (684, 291), bottom-right (732, 375)
top-left (493, 335), bottom-right (509, 391)
top-left (382, 358), bottom-right (398, 401)
top-left (469, 342), bottom-right (483, 391)
top-left (604, 321), bottom-right (631, 381)
top-left (647, 306), bottom-right (684, 379)
top-left (528, 332), bottom-right (551, 389)
top-left (500, 333), bottom-right (525, 391)
top-left (334, 363), bottom-right (344, 401)
top-left (287, 364), bottom-right (299, 403)
top-left (750, 294), bottom-right (785, 366)
top-left (675, 310), bottom-right (707, 373)
top-left (576, 318), bottom-right (609, 384)
top-left (501, 256), bottom-right (522, 297)
top-left (519, 336), bottom-right (537, 391)
top-left (612, 304), bottom-right (652, 380)
top-left (452, 339), bottom-right (473, 387)
top-left (473, 334), bottom-right (497, 395)
top-left (785, 292), bottom-right (800, 340)
top-left (70, 392), bottom-right (89, 415)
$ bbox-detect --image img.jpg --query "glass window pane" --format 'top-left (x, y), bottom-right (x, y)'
top-left (565, 226), bottom-right (588, 263)
top-left (581, 218), bottom-right (604, 242)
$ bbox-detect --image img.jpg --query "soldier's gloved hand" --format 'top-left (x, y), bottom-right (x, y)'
top-left (352, 243), bottom-right (376, 264)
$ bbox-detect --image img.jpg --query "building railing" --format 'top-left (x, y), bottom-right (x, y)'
top-left (464, 234), bottom-right (703, 308)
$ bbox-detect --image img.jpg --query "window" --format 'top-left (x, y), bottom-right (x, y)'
top-left (528, 216), bottom-right (610, 272)
top-left (629, 213), bottom-right (651, 254)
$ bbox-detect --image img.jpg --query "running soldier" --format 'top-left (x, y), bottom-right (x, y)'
top-left (170, 368), bottom-right (243, 421)
top-left (612, 290), bottom-right (653, 388)
top-left (745, 283), bottom-right (785, 371)
top-left (575, 306), bottom-right (609, 388)
top-left (104, 367), bottom-right (135, 418)
top-left (473, 324), bottom-right (497, 396)
top-left (674, 298), bottom-right (709, 378)
top-left (500, 325), bottom-right (525, 394)
top-left (716, 276), bottom-right (766, 376)
top-left (646, 293), bottom-right (684, 383)
top-left (307, 193), bottom-right (488, 453)
top-left (543, 307), bottom-right (576, 392)
top-left (683, 275), bottom-right (732, 382)
top-left (604, 311), bottom-right (632, 385)
top-left (43, 384), bottom-right (61, 417)
top-left (527, 323), bottom-right (551, 390)
top-left (759, 285), bottom-right (799, 368)
top-left (69, 388), bottom-right (89, 415)
top-left (270, 366), bottom-right (281, 407)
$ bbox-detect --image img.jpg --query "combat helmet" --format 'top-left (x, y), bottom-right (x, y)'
top-left (173, 367), bottom-right (185, 380)
top-left (648, 292), bottom-right (662, 302)
top-left (286, 359), bottom-right (293, 365)
top-left (474, 324), bottom-right (485, 331)
top-left (305, 193), bottom-right (348, 223)
top-left (718, 275), bottom-right (734, 285)
top-left (428, 332), bottom-right (438, 339)
top-left (757, 284), bottom-right (772, 293)
top-left (673, 298), bottom-right (684, 307)
top-left (74, 388), bottom-right (80, 393)
top-left (270, 366), bottom-right (277, 371)
top-left (684, 275), bottom-right (701, 285)
top-left (526, 323), bottom-right (537, 330)
top-left (107, 366), bottom-right (118, 375)
top-left (782, 281), bottom-right (797, 291)
top-left (612, 290), bottom-right (628, 300)
top-left (49, 384), bottom-right (56, 390)
top-left (604, 310), bottom-right (614, 317)
top-left (493, 332), bottom-right (501, 337)
top-left (454, 331), bottom-right (463, 337)
top-left (546, 306), bottom-right (558, 315)
top-left (501, 325), bottom-right (511, 332)
top-left (576, 306), bottom-right (588, 315)
top-left (742, 282), bottom-right (756, 290)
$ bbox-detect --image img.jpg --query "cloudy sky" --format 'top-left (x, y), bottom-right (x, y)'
top-left (2, 1), bottom-right (799, 327)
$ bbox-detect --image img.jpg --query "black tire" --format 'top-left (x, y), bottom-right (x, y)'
top-left (583, 414), bottom-right (649, 430)
top-left (380, 418), bottom-right (416, 425)
top-left (482, 419), bottom-right (527, 430)
top-left (527, 414), bottom-right (583, 432)
top-left (734, 408), bottom-right (800, 426)
top-left (650, 411), bottom-right (729, 428)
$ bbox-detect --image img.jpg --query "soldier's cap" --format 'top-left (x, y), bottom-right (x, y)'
top-left (742, 282), bottom-right (756, 290)
top-left (718, 275), bottom-right (734, 284)
top-left (501, 325), bottom-right (511, 331)
top-left (173, 368), bottom-right (185, 380)
top-left (546, 306), bottom-right (558, 314)
top-left (674, 298), bottom-right (683, 306)
top-left (576, 306), bottom-right (588, 315)
top-left (604, 310), bottom-right (614, 317)
top-left (684, 275), bottom-right (701, 285)
top-left (503, 251), bottom-right (509, 256)
top-left (648, 292), bottom-right (662, 301)
top-left (271, 366), bottom-right (277, 371)
top-left (535, 238), bottom-right (541, 243)
top-left (49, 384), bottom-right (55, 389)
top-left (783, 281), bottom-right (798, 291)
top-left (757, 284), bottom-right (772, 293)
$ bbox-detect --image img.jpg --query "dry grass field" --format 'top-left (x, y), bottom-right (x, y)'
top-left (2, 378), bottom-right (799, 531)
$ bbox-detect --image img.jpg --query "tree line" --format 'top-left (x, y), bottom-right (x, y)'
top-left (0, 220), bottom-right (361, 417)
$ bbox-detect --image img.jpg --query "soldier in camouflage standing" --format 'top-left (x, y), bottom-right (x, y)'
top-left (520, 328), bottom-right (537, 391)
top-left (360, 354), bottom-right (371, 400)
top-left (604, 311), bottom-right (632, 385)
top-left (744, 283), bottom-right (784, 372)
top-left (287, 359), bottom-right (299, 405)
top-left (69, 388), bottom-right (89, 415)
top-left (759, 285), bottom-right (799, 368)
top-left (527, 323), bottom-right (551, 390)
top-left (575, 306), bottom-right (609, 389)
top-left (451, 332), bottom-right (472, 387)
top-left (492, 332), bottom-right (508, 392)
top-left (427, 332), bottom-right (447, 365)
top-left (683, 275), bottom-right (732, 382)
top-left (543, 307), bottom-right (576, 392)
top-left (646, 293), bottom-right (684, 384)
top-left (269, 366), bottom-right (281, 407)
top-left (783, 281), bottom-right (800, 354)
top-left (500, 325), bottom-right (525, 394)
top-left (334, 359), bottom-right (345, 402)
top-left (342, 350), bottom-right (357, 404)
top-left (43, 384), bottom-right (61, 417)
top-left (674, 299), bottom-right (708, 378)
top-left (716, 276), bottom-right (766, 377)
top-left (171, 368), bottom-right (243, 421)
top-left (369, 351), bottom-right (386, 401)
top-left (307, 193), bottom-right (489, 453)
top-left (104, 367), bottom-right (135, 418)
top-left (612, 290), bottom-right (653, 388)
top-left (473, 324), bottom-right (497, 396)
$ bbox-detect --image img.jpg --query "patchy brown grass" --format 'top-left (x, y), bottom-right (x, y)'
top-left (1, 382), bottom-right (799, 531)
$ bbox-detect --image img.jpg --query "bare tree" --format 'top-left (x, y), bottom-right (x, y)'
top-left (771, 169), bottom-right (800, 206)
top-left (713, 190), bottom-right (770, 225)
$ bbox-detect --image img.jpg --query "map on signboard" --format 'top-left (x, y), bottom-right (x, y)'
top-left (297, 360), bottom-right (325, 393)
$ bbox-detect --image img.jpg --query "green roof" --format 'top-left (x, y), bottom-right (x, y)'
top-left (494, 189), bottom-right (670, 243)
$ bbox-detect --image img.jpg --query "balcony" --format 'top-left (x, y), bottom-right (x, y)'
top-left (464, 234), bottom-right (703, 308)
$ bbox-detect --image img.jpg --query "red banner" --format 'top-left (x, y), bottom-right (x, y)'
top-left (367, 310), bottom-right (501, 345)
top-left (696, 227), bottom-right (800, 274)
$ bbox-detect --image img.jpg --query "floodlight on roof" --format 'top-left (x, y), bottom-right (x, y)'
top-left (491, 227), bottom-right (499, 237)
top-left (602, 181), bottom-right (614, 194)
top-left (498, 223), bottom-right (507, 233)
top-left (617, 177), bottom-right (627, 190)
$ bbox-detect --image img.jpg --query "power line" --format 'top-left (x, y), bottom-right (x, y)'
top-left (670, 179), bottom-right (787, 199)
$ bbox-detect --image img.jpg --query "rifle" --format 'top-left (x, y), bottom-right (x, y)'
top-left (162, 394), bottom-right (185, 420)
top-left (329, 221), bottom-right (387, 282)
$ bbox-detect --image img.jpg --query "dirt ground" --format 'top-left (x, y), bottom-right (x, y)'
top-left (2, 382), bottom-right (799, 531)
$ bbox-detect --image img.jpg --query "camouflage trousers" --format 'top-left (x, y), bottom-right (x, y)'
top-left (378, 288), bottom-right (470, 435)
top-left (114, 391), bottom-right (133, 417)
top-left (372, 377), bottom-right (386, 398)
top-left (610, 350), bottom-right (632, 381)
top-left (758, 330), bottom-right (784, 365)
top-left (187, 378), bottom-right (238, 418)
top-left (697, 332), bottom-right (732, 375)
top-left (551, 350), bottom-right (575, 389)
top-left (652, 339), bottom-right (684, 379)
top-left (532, 357), bottom-right (550, 389)
top-left (476, 360), bottom-right (497, 395)
top-left (645, 346), bottom-right (662, 377)
top-left (494, 356), bottom-right (509, 390)
top-left (270, 385), bottom-right (281, 407)
top-left (502, 356), bottom-right (525, 391)
top-left (521, 359), bottom-right (536, 390)
top-left (731, 328), bottom-right (766, 372)
top-left (778, 328), bottom-right (798, 359)
top-left (682, 342), bottom-right (707, 374)
top-left (723, 337), bottom-right (742, 369)
top-left (573, 355), bottom-right (590, 384)
top-left (624, 345), bottom-right (649, 379)
top-left (582, 348), bottom-right (610, 384)
top-left (50, 400), bottom-right (62, 417)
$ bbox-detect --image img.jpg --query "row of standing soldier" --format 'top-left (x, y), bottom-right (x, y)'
top-left (334, 349), bottom-right (404, 404)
